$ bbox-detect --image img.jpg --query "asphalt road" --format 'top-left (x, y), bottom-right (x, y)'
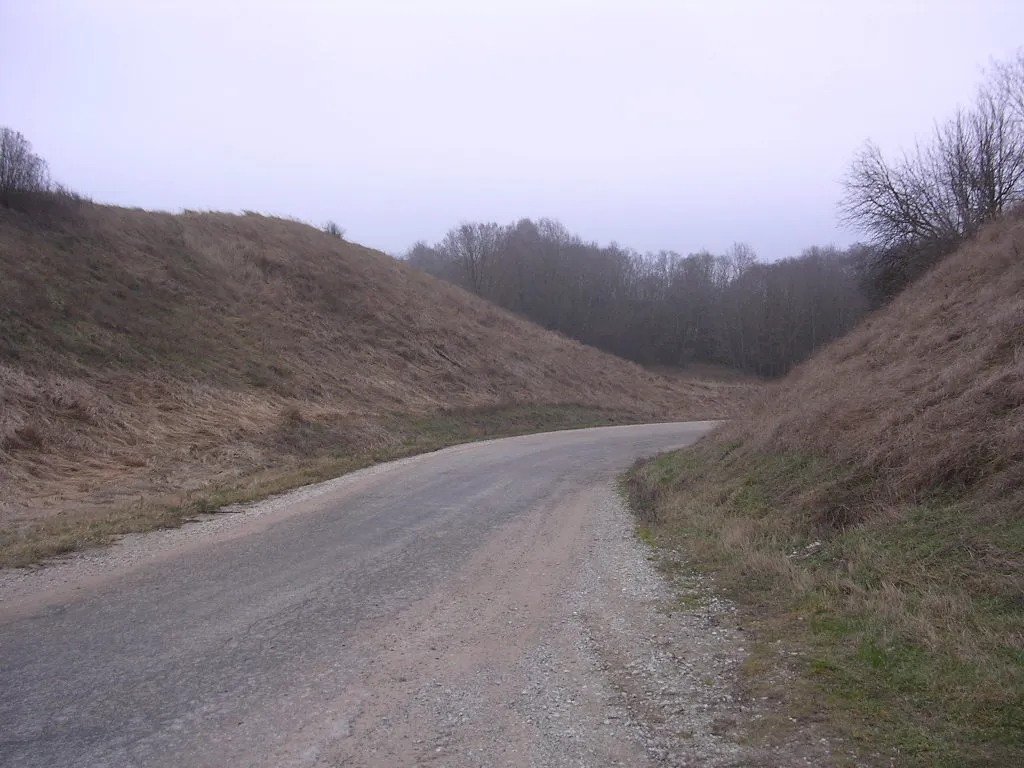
top-left (0, 421), bottom-right (716, 767)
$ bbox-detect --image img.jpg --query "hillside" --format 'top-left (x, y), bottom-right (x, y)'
top-left (0, 203), bottom-right (742, 564)
top-left (627, 210), bottom-right (1024, 764)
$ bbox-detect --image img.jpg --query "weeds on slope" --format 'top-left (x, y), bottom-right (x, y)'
top-left (623, 441), bottom-right (1024, 767)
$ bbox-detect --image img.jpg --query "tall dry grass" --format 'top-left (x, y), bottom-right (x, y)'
top-left (719, 208), bottom-right (1024, 518)
top-left (0, 203), bottom-right (746, 542)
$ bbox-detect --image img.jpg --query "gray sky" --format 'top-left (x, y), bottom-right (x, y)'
top-left (3, 1), bottom-right (1022, 260)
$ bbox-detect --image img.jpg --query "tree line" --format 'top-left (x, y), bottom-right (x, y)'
top-left (6, 48), bottom-right (1020, 377)
top-left (407, 221), bottom-right (869, 378)
top-left (407, 51), bottom-right (1024, 376)
top-left (0, 126), bottom-right (85, 215)
top-left (0, 127), bottom-right (52, 207)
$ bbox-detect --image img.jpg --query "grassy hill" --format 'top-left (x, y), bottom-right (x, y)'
top-left (0, 203), bottom-right (742, 565)
top-left (627, 210), bottom-right (1023, 765)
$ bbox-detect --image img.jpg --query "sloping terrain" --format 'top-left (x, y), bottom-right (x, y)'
top-left (0, 204), bottom-right (741, 562)
top-left (627, 210), bottom-right (1023, 764)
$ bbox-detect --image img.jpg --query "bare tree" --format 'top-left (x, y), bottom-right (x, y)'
top-left (0, 127), bottom-right (51, 206)
top-left (404, 215), bottom-right (866, 377)
top-left (840, 50), bottom-right (1024, 299)
top-left (971, 72), bottom-right (1024, 222)
top-left (440, 222), bottom-right (506, 294)
top-left (322, 220), bottom-right (345, 239)
top-left (839, 140), bottom-right (961, 249)
top-left (992, 50), bottom-right (1024, 124)
top-left (841, 55), bottom-right (1024, 247)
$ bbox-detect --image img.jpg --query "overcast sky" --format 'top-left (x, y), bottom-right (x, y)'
top-left (3, 1), bottom-right (1022, 260)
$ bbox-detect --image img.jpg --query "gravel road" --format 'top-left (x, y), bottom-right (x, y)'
top-left (0, 422), bottom-right (823, 767)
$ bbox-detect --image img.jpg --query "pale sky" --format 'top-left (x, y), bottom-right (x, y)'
top-left (2, 1), bottom-right (1022, 259)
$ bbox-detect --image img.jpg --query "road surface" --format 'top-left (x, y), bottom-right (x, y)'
top-left (0, 421), bottom-right (758, 768)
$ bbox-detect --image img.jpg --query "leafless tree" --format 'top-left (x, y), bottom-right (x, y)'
top-left (840, 50), bottom-right (1024, 298)
top-left (405, 216), bottom-right (866, 377)
top-left (439, 222), bottom-right (506, 294)
top-left (322, 220), bottom-right (345, 239)
top-left (0, 127), bottom-right (51, 206)
top-left (839, 140), bottom-right (962, 250)
top-left (971, 71), bottom-right (1024, 222)
top-left (992, 50), bottom-right (1024, 124)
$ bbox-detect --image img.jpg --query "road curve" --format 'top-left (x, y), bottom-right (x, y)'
top-left (0, 421), bottom-right (717, 767)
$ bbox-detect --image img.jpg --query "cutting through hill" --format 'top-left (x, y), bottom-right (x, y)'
top-left (0, 204), bottom-right (748, 566)
top-left (626, 209), bottom-right (1024, 766)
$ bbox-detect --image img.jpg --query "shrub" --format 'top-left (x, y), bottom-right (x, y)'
top-left (0, 127), bottom-right (52, 206)
top-left (322, 220), bottom-right (345, 239)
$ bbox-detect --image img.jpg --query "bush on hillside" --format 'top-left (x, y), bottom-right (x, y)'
top-left (0, 127), bottom-right (52, 206)
top-left (0, 126), bottom-right (86, 218)
top-left (322, 220), bottom-right (345, 239)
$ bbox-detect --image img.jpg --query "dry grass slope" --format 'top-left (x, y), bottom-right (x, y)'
top-left (0, 203), bottom-right (743, 564)
top-left (627, 210), bottom-right (1024, 765)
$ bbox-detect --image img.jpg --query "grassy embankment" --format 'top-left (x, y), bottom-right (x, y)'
top-left (625, 212), bottom-right (1024, 766)
top-left (1, 203), bottom-right (749, 566)
top-left (3, 403), bottom-right (652, 567)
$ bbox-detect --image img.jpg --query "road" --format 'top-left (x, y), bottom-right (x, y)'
top-left (0, 421), bottom-right (740, 768)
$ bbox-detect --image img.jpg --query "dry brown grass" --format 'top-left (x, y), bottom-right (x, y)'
top-left (625, 210), bottom-right (1024, 765)
top-left (646, 362), bottom-right (765, 384)
top-left (0, 203), bottom-right (747, 562)
top-left (719, 208), bottom-right (1024, 520)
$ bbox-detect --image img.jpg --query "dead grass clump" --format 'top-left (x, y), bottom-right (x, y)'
top-left (2, 422), bottom-right (45, 452)
top-left (623, 458), bottom-right (668, 523)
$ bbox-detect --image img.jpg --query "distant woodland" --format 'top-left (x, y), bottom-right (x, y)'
top-left (407, 223), bottom-right (868, 378)
top-left (2, 52), bottom-right (1021, 380)
top-left (406, 51), bottom-right (1024, 378)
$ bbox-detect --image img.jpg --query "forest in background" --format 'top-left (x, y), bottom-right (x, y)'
top-left (4, 51), bottom-right (1022, 379)
top-left (407, 223), bottom-right (869, 378)
top-left (405, 51), bottom-right (1024, 378)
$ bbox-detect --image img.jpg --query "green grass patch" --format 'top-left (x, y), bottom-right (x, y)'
top-left (623, 441), bottom-right (1024, 766)
top-left (636, 524), bottom-right (659, 547)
